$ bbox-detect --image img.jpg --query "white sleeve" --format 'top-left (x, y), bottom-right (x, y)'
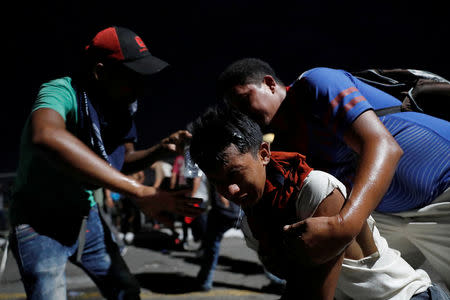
top-left (240, 170), bottom-right (347, 254)
top-left (295, 170), bottom-right (347, 220)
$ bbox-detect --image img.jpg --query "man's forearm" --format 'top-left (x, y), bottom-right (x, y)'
top-left (31, 109), bottom-right (203, 220)
top-left (122, 129), bottom-right (192, 174)
top-left (338, 136), bottom-right (402, 237)
top-left (33, 125), bottom-right (148, 199)
top-left (338, 110), bottom-right (404, 238)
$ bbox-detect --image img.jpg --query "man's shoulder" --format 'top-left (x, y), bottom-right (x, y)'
top-left (296, 170), bottom-right (347, 220)
top-left (34, 76), bottom-right (78, 122)
top-left (299, 67), bottom-right (343, 81)
top-left (41, 76), bottom-right (72, 87)
top-left (38, 76), bottom-right (76, 98)
top-left (291, 67), bottom-right (349, 93)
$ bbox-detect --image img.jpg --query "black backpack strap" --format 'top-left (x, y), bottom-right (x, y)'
top-left (374, 105), bottom-right (402, 117)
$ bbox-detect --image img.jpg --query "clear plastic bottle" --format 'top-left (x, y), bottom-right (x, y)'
top-left (183, 144), bottom-right (200, 179)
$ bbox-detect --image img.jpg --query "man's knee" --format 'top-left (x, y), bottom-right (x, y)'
top-left (10, 226), bottom-right (68, 299)
top-left (24, 268), bottom-right (67, 300)
top-left (15, 248), bottom-right (67, 300)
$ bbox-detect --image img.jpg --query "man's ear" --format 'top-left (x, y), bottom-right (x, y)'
top-left (259, 142), bottom-right (271, 166)
top-left (263, 75), bottom-right (277, 94)
top-left (92, 62), bottom-right (105, 81)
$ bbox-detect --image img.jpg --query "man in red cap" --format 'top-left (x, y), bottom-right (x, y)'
top-left (9, 26), bottom-right (203, 300)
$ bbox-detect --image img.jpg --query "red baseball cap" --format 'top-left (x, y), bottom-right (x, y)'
top-left (85, 26), bottom-right (169, 76)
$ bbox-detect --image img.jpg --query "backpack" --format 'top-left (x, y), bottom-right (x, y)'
top-left (351, 68), bottom-right (450, 121)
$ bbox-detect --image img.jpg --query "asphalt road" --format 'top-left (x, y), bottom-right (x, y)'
top-left (1, 227), bottom-right (448, 300)
top-left (0, 228), bottom-right (282, 300)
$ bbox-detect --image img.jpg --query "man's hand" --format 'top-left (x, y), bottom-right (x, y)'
top-left (160, 130), bottom-right (192, 154)
top-left (134, 186), bottom-right (204, 219)
top-left (283, 215), bottom-right (353, 264)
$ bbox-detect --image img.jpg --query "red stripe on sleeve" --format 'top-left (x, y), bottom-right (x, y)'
top-left (344, 95), bottom-right (366, 111)
top-left (330, 87), bottom-right (358, 109)
top-left (324, 86), bottom-right (358, 126)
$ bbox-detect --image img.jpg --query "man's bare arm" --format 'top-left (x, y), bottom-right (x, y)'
top-left (31, 108), bottom-right (203, 218)
top-left (309, 189), bottom-right (346, 300)
top-left (340, 110), bottom-right (403, 235)
top-left (284, 189), bottom-right (346, 300)
top-left (121, 130), bottom-right (191, 174)
top-left (284, 110), bottom-right (402, 263)
top-left (31, 108), bottom-right (145, 198)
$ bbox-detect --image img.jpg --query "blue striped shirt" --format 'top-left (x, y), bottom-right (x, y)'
top-left (283, 67), bottom-right (450, 212)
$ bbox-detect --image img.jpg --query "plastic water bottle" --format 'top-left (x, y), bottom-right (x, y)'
top-left (184, 145), bottom-right (200, 179)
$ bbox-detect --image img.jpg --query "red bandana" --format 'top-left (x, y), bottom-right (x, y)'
top-left (245, 151), bottom-right (313, 277)
top-left (245, 151), bottom-right (312, 236)
top-left (263, 151), bottom-right (313, 209)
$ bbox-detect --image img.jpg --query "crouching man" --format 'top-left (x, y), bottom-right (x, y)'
top-left (188, 105), bottom-right (449, 300)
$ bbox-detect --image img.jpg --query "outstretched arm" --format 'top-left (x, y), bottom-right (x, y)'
top-left (121, 130), bottom-right (191, 174)
top-left (31, 108), bottom-right (203, 218)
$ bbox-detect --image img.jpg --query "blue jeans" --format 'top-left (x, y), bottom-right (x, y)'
top-left (10, 206), bottom-right (140, 300)
top-left (411, 285), bottom-right (450, 300)
top-left (263, 267), bottom-right (286, 286)
top-left (196, 209), bottom-right (238, 290)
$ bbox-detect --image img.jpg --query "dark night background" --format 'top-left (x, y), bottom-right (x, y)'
top-left (2, 0), bottom-right (449, 173)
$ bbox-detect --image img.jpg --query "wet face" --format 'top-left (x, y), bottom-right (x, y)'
top-left (205, 143), bottom-right (270, 209)
top-left (228, 77), bottom-right (285, 126)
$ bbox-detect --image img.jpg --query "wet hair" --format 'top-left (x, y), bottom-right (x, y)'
top-left (189, 104), bottom-right (263, 173)
top-left (217, 58), bottom-right (284, 99)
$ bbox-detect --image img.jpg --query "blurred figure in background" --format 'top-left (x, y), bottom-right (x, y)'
top-left (151, 159), bottom-right (173, 190)
top-left (171, 149), bottom-right (207, 246)
top-left (147, 159), bottom-right (174, 230)
top-left (120, 171), bottom-right (146, 245)
top-left (93, 187), bottom-right (126, 253)
top-left (196, 185), bottom-right (241, 291)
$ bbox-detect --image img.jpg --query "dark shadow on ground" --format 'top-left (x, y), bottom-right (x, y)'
top-left (135, 272), bottom-right (265, 294)
top-left (135, 272), bottom-right (199, 294)
top-left (132, 231), bottom-right (182, 252)
top-left (218, 256), bottom-right (264, 275)
top-left (172, 254), bottom-right (264, 276)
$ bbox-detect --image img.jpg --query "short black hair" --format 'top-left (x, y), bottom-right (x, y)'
top-left (217, 58), bottom-right (283, 99)
top-left (190, 104), bottom-right (263, 173)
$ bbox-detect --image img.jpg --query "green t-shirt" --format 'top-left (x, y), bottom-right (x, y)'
top-left (10, 77), bottom-right (96, 225)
